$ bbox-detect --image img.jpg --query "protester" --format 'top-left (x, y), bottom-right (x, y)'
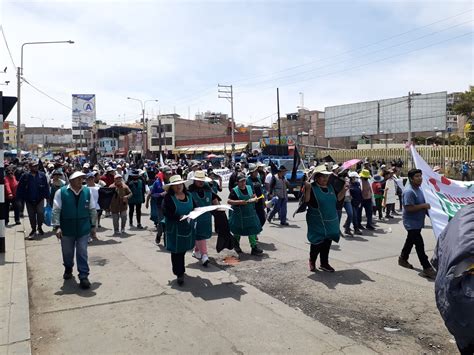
top-left (16, 161), bottom-right (50, 239)
top-left (372, 174), bottom-right (385, 221)
top-left (399, 168), bottom-right (436, 279)
top-left (127, 170), bottom-right (145, 229)
top-left (348, 171), bottom-right (363, 235)
top-left (100, 167), bottom-right (116, 187)
top-left (341, 173), bottom-right (355, 236)
top-left (305, 165), bottom-right (347, 272)
top-left (4, 167), bottom-right (20, 226)
top-left (147, 166), bottom-right (171, 245)
top-left (383, 169), bottom-right (397, 219)
top-left (52, 171), bottom-right (97, 289)
top-left (267, 165), bottom-right (289, 226)
top-left (228, 173), bottom-right (263, 255)
top-left (163, 175), bottom-right (196, 285)
top-left (109, 175), bottom-right (132, 235)
top-left (461, 161), bottom-right (470, 181)
top-left (228, 163), bottom-right (242, 191)
top-left (246, 163), bottom-right (266, 227)
top-left (86, 172), bottom-right (101, 242)
top-left (189, 171), bottom-right (219, 267)
top-left (359, 169), bottom-right (376, 230)
top-left (328, 164), bottom-right (347, 234)
top-left (49, 170), bottom-right (66, 207)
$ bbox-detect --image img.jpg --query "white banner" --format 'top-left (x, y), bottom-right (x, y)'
top-left (213, 168), bottom-right (232, 188)
top-left (411, 145), bottom-right (474, 238)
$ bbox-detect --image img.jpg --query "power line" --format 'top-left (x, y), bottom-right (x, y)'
top-left (0, 25), bottom-right (16, 68)
top-left (22, 77), bottom-right (73, 110)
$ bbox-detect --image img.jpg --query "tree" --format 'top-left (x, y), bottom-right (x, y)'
top-left (453, 86), bottom-right (474, 144)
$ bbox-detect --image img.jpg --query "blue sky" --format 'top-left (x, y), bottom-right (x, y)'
top-left (1, 0), bottom-right (472, 128)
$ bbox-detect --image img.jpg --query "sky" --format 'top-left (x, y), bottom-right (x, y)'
top-left (0, 0), bottom-right (473, 129)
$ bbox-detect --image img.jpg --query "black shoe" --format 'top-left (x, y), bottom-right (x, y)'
top-left (267, 216), bottom-right (272, 223)
top-left (319, 264), bottom-right (335, 272)
top-left (177, 274), bottom-right (184, 286)
top-left (79, 278), bottom-right (91, 289)
top-left (344, 229), bottom-right (353, 236)
top-left (354, 229), bottom-right (363, 235)
top-left (251, 246), bottom-right (263, 255)
top-left (27, 230), bottom-right (36, 240)
top-left (366, 225), bottom-right (376, 230)
top-left (357, 225), bottom-right (365, 230)
top-left (15, 221), bottom-right (21, 225)
top-left (234, 245), bottom-right (243, 254)
top-left (280, 222), bottom-right (290, 226)
top-left (155, 234), bottom-right (162, 246)
top-left (137, 224), bottom-right (144, 230)
top-left (63, 268), bottom-right (73, 280)
top-left (38, 227), bottom-right (44, 235)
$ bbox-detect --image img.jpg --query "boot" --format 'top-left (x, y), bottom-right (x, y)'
top-left (234, 240), bottom-right (243, 254)
top-left (251, 246), bottom-right (263, 256)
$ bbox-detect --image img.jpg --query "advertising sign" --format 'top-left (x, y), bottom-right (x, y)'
top-left (72, 94), bottom-right (96, 128)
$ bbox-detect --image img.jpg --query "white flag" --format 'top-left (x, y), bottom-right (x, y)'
top-left (411, 145), bottom-right (474, 238)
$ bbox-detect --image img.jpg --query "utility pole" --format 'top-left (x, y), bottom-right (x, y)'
top-left (158, 117), bottom-right (162, 158)
top-left (277, 88), bottom-right (281, 145)
top-left (218, 84), bottom-right (235, 160)
top-left (408, 91), bottom-right (412, 145)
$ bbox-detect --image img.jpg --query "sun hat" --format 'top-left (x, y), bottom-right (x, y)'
top-left (237, 173), bottom-right (247, 182)
top-left (313, 165), bottom-right (332, 176)
top-left (256, 162), bottom-right (266, 168)
top-left (373, 175), bottom-right (384, 182)
top-left (83, 163), bottom-right (90, 169)
top-left (348, 171), bottom-right (360, 178)
top-left (331, 164), bottom-right (339, 171)
top-left (359, 169), bottom-right (371, 179)
top-left (106, 167), bottom-right (115, 172)
top-left (69, 171), bottom-right (86, 181)
top-left (165, 175), bottom-right (187, 189)
top-left (191, 170), bottom-right (212, 182)
top-left (86, 172), bottom-right (96, 179)
top-left (248, 163), bottom-right (258, 173)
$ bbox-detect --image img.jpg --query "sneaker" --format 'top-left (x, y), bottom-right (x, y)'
top-left (251, 246), bottom-right (263, 256)
top-left (398, 257), bottom-right (414, 269)
top-left (63, 268), bottom-right (73, 280)
top-left (177, 274), bottom-right (184, 286)
top-left (27, 230), bottom-right (36, 240)
top-left (319, 264), bottom-right (335, 272)
top-left (192, 251), bottom-right (202, 260)
top-left (309, 259), bottom-right (316, 272)
top-left (136, 224), bottom-right (144, 230)
top-left (354, 229), bottom-right (363, 235)
top-left (422, 267), bottom-right (436, 279)
top-left (38, 227), bottom-right (44, 235)
top-left (344, 229), bottom-right (353, 236)
top-left (79, 278), bottom-right (91, 289)
top-left (201, 254), bottom-right (209, 267)
top-left (366, 225), bottom-right (376, 230)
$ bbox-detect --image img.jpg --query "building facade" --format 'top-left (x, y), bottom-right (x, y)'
top-left (3, 121), bottom-right (17, 149)
top-left (23, 126), bottom-right (72, 150)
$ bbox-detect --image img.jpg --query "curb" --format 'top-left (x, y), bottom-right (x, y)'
top-left (0, 220), bottom-right (32, 354)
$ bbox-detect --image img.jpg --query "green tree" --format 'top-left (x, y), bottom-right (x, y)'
top-left (453, 86), bottom-right (474, 144)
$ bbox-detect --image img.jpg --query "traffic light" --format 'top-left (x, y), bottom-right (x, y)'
top-left (0, 91), bottom-right (17, 121)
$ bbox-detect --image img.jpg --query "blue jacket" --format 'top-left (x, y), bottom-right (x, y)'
top-left (16, 172), bottom-right (50, 203)
top-left (349, 181), bottom-right (363, 207)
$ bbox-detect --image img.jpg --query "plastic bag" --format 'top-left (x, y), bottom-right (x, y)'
top-left (44, 205), bottom-right (52, 226)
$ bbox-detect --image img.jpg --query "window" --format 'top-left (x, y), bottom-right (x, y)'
top-left (151, 137), bottom-right (173, 146)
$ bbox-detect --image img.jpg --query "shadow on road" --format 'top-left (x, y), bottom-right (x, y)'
top-left (257, 241), bottom-right (277, 251)
top-left (341, 235), bottom-right (369, 242)
top-left (308, 268), bottom-right (375, 290)
top-left (89, 239), bottom-right (122, 246)
top-left (54, 279), bottom-right (102, 297)
top-left (170, 275), bottom-right (247, 301)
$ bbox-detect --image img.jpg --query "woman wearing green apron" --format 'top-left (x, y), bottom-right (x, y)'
top-left (163, 175), bottom-right (196, 286)
top-left (304, 165), bottom-right (347, 272)
top-left (228, 173), bottom-right (263, 256)
top-left (189, 171), bottom-right (219, 267)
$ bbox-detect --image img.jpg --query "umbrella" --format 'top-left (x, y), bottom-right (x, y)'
top-left (206, 154), bottom-right (217, 159)
top-left (342, 159), bottom-right (361, 170)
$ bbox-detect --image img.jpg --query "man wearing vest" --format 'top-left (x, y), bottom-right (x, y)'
top-left (267, 165), bottom-right (290, 226)
top-left (52, 171), bottom-right (97, 289)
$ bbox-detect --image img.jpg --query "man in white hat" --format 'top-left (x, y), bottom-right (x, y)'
top-left (52, 171), bottom-right (97, 289)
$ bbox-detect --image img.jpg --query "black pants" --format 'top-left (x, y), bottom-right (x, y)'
top-left (171, 252), bottom-right (186, 276)
top-left (256, 202), bottom-right (266, 227)
top-left (309, 239), bottom-right (332, 265)
top-left (458, 341), bottom-right (474, 355)
top-left (128, 203), bottom-right (142, 225)
top-left (386, 203), bottom-right (396, 217)
top-left (26, 201), bottom-right (44, 231)
top-left (374, 199), bottom-right (383, 219)
top-left (5, 199), bottom-right (20, 225)
top-left (400, 229), bottom-right (431, 269)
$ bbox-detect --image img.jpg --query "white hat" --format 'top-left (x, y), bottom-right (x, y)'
top-left (248, 163), bottom-right (258, 172)
top-left (313, 165), bottom-right (332, 176)
top-left (331, 164), bottom-right (339, 171)
top-left (349, 171), bottom-right (360, 178)
top-left (47, 163), bottom-right (54, 168)
top-left (191, 170), bottom-right (212, 182)
top-left (106, 167), bottom-right (115, 172)
top-left (116, 165), bottom-right (122, 169)
top-left (165, 175), bottom-right (187, 189)
top-left (69, 171), bottom-right (86, 181)
top-left (83, 163), bottom-right (90, 168)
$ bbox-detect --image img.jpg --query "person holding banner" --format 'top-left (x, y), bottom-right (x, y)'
top-left (228, 173), bottom-right (263, 256)
top-left (399, 169), bottom-right (436, 279)
top-left (189, 171), bottom-right (219, 267)
top-left (163, 175), bottom-right (196, 286)
top-left (305, 165), bottom-right (347, 272)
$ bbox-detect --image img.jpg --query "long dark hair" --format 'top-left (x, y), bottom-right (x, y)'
top-left (167, 183), bottom-right (188, 195)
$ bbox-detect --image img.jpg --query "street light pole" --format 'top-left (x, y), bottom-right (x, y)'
top-left (127, 97), bottom-right (158, 159)
top-left (16, 40), bottom-right (74, 152)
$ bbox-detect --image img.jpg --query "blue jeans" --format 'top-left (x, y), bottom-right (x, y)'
top-left (61, 235), bottom-right (90, 279)
top-left (269, 197), bottom-right (288, 224)
top-left (361, 199), bottom-right (374, 227)
top-left (351, 203), bottom-right (361, 228)
top-left (342, 201), bottom-right (354, 230)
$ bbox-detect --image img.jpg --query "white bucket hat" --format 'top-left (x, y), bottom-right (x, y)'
top-left (165, 175), bottom-right (187, 190)
top-left (191, 170), bottom-right (212, 182)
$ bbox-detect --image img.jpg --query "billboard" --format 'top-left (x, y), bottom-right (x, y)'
top-left (72, 94), bottom-right (96, 128)
top-left (325, 92), bottom-right (447, 138)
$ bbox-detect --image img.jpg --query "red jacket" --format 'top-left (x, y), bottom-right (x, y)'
top-left (5, 175), bottom-right (18, 200)
top-left (100, 174), bottom-right (115, 187)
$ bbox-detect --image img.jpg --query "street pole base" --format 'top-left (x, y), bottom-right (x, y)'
top-left (0, 238), bottom-right (5, 253)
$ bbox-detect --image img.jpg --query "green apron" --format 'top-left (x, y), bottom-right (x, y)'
top-left (229, 185), bottom-right (262, 236)
top-left (165, 193), bottom-right (196, 253)
top-left (306, 184), bottom-right (340, 244)
top-left (191, 189), bottom-right (213, 240)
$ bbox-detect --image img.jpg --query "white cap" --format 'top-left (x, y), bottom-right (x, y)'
top-left (69, 171), bottom-right (86, 181)
top-left (83, 163), bottom-right (90, 168)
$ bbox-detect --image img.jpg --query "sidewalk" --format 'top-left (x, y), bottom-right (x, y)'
top-left (23, 213), bottom-right (374, 354)
top-left (0, 221), bottom-right (31, 355)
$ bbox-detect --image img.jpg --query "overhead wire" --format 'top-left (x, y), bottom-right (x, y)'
top-left (0, 25), bottom-right (16, 69)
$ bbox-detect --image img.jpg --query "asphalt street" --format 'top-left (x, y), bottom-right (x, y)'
top-left (23, 193), bottom-right (457, 354)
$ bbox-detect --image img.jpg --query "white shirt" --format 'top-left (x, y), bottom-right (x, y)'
top-left (53, 185), bottom-right (97, 210)
top-left (265, 173), bottom-right (274, 185)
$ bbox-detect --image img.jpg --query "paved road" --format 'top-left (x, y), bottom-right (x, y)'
top-left (24, 194), bottom-right (456, 354)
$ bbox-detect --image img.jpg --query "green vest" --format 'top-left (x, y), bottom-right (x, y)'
top-left (128, 179), bottom-right (144, 204)
top-left (191, 189), bottom-right (213, 240)
top-left (229, 185), bottom-right (262, 236)
top-left (306, 184), bottom-right (340, 244)
top-left (165, 193), bottom-right (196, 253)
top-left (60, 186), bottom-right (92, 238)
